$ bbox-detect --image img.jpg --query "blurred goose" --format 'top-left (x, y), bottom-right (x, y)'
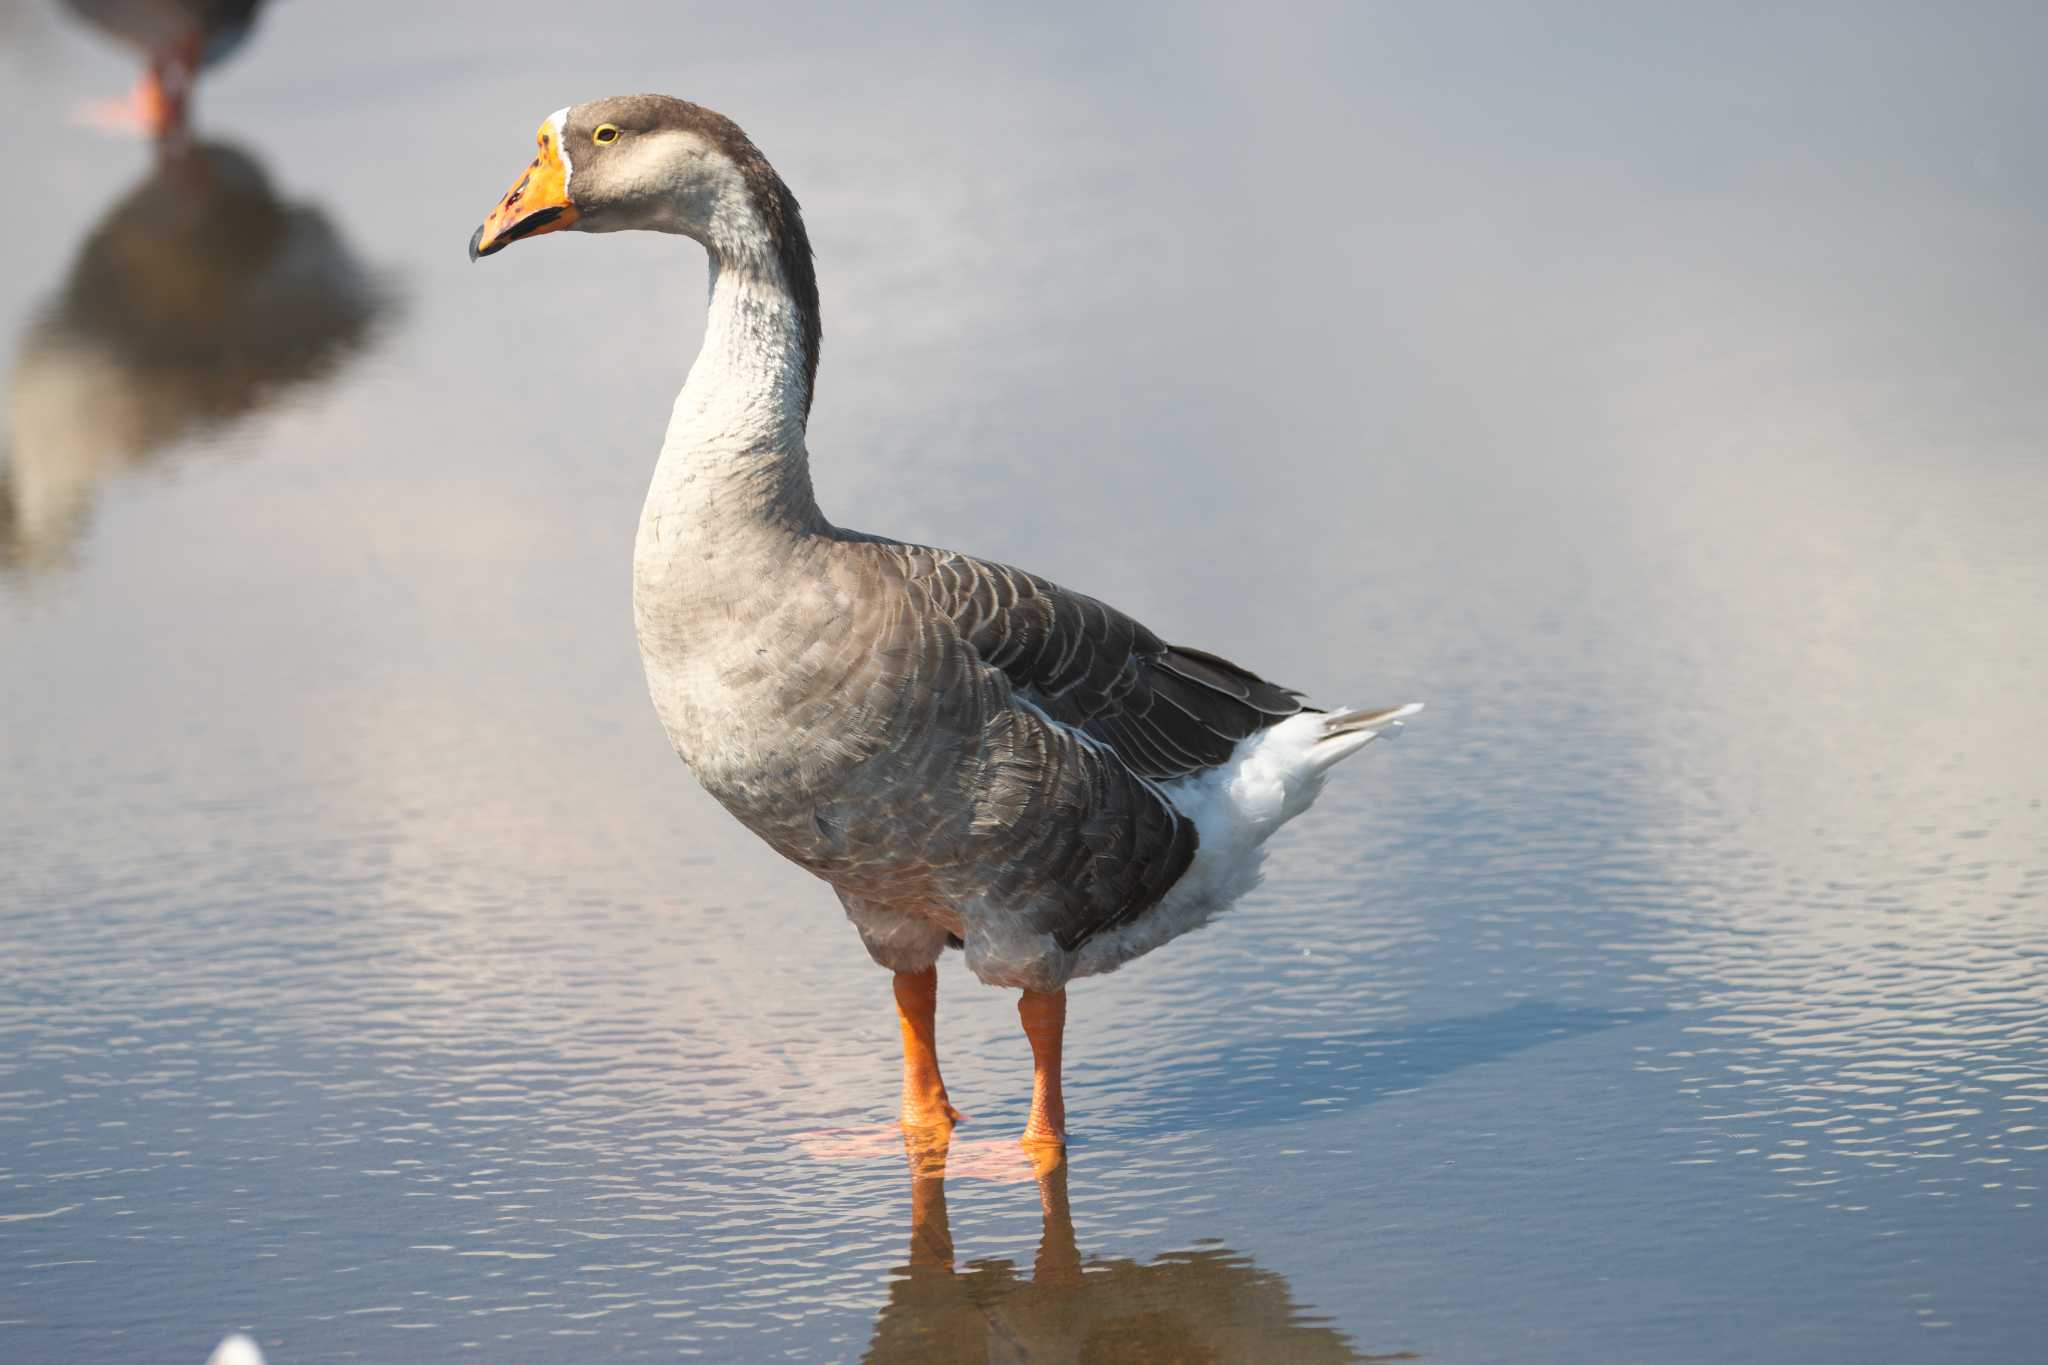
top-left (62, 0), bottom-right (264, 138)
top-left (470, 95), bottom-right (1421, 1151)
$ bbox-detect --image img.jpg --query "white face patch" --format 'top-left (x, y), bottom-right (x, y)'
top-left (548, 107), bottom-right (572, 193)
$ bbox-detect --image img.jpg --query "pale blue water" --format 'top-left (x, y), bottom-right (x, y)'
top-left (2, 3), bottom-right (2044, 1361)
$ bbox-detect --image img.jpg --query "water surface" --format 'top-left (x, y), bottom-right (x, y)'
top-left (2, 3), bottom-right (2044, 1361)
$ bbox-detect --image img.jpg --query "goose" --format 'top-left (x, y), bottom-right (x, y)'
top-left (61, 0), bottom-right (265, 139)
top-left (469, 95), bottom-right (1421, 1153)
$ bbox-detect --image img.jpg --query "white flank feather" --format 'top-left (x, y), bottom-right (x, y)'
top-left (1070, 702), bottom-right (1423, 979)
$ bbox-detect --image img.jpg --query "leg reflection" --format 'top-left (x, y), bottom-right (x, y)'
top-left (869, 1131), bottom-right (1386, 1363)
top-left (904, 1127), bottom-right (955, 1277)
top-left (1028, 1147), bottom-right (1081, 1291)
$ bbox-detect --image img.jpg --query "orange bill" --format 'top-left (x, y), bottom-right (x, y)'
top-left (469, 119), bottom-right (580, 260)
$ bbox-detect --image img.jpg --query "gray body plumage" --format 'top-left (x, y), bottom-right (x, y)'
top-left (634, 490), bottom-right (1303, 990)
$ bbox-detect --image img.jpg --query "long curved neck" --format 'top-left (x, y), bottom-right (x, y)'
top-left (652, 179), bottom-right (824, 534)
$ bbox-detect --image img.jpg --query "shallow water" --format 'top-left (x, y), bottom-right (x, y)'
top-left (2, 3), bottom-right (2044, 1361)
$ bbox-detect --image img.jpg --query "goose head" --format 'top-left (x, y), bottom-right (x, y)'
top-left (468, 94), bottom-right (823, 420)
top-left (468, 94), bottom-right (797, 265)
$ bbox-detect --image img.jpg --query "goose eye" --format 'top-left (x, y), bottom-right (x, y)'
top-left (592, 124), bottom-right (621, 145)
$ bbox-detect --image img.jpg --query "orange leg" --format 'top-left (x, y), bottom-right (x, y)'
top-left (149, 35), bottom-right (203, 142)
top-left (1019, 987), bottom-right (1068, 1151)
top-left (74, 53), bottom-right (190, 140)
top-left (139, 61), bottom-right (182, 138)
top-left (894, 967), bottom-right (963, 1130)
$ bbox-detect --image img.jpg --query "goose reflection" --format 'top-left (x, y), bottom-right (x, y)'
top-left (865, 1133), bottom-right (1409, 1364)
top-left (2, 138), bottom-right (384, 569)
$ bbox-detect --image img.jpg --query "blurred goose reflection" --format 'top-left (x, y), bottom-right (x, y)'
top-left (2, 138), bottom-right (383, 569)
top-left (865, 1133), bottom-right (1407, 1364)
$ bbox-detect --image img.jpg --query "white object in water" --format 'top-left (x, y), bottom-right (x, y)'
top-left (205, 1333), bottom-right (265, 1365)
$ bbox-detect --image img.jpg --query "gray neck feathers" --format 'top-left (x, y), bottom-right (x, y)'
top-left (655, 179), bottom-right (823, 534)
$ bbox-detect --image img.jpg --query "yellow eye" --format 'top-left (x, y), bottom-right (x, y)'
top-left (592, 124), bottom-right (621, 145)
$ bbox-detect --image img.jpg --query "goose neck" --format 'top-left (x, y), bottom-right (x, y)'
top-left (655, 254), bottom-right (822, 529)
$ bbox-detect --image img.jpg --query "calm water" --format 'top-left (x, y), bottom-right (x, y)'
top-left (3, 3), bottom-right (2045, 1361)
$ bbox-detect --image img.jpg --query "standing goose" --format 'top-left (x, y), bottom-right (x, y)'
top-left (470, 95), bottom-right (1420, 1152)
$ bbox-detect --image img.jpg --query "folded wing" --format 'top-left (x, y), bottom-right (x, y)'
top-left (889, 546), bottom-right (1308, 781)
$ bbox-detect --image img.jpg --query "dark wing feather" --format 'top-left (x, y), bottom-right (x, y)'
top-left (886, 545), bottom-right (1309, 782)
